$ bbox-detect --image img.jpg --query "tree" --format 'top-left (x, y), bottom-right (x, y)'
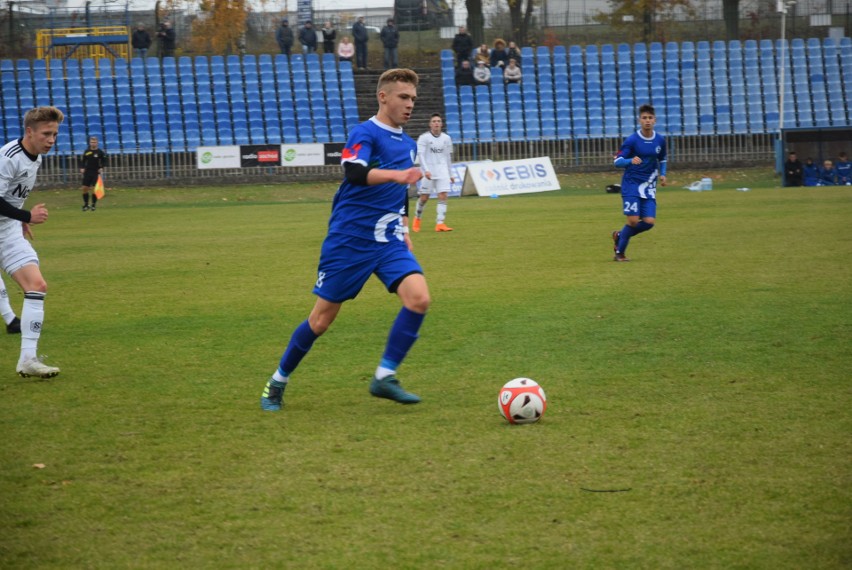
top-left (466, 0), bottom-right (535, 47)
top-left (594, 0), bottom-right (695, 44)
top-left (505, 0), bottom-right (535, 47)
top-left (466, 0), bottom-right (485, 47)
top-left (722, 0), bottom-right (739, 41)
top-left (188, 0), bottom-right (250, 55)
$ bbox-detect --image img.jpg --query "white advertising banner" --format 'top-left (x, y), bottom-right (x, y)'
top-left (463, 157), bottom-right (561, 196)
top-left (414, 161), bottom-right (479, 198)
top-left (280, 143), bottom-right (325, 166)
top-left (197, 146), bottom-right (241, 169)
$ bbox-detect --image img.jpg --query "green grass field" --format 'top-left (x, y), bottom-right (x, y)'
top-left (1, 168), bottom-right (850, 569)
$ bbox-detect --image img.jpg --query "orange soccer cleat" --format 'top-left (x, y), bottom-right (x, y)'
top-left (412, 218), bottom-right (421, 232)
top-left (435, 223), bottom-right (454, 232)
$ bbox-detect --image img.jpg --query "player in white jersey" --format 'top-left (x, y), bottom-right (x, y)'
top-left (413, 113), bottom-right (455, 232)
top-left (0, 106), bottom-right (64, 378)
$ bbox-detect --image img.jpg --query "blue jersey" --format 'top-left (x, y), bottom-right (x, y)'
top-left (329, 117), bottom-right (417, 243)
top-left (803, 163), bottom-right (820, 186)
top-left (818, 167), bottom-right (837, 186)
top-left (614, 130), bottom-right (667, 199)
top-left (835, 160), bottom-right (851, 184)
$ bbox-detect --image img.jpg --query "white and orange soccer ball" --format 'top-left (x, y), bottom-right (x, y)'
top-left (498, 377), bottom-right (547, 424)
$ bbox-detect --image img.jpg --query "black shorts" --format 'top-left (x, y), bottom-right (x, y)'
top-left (82, 171), bottom-right (99, 187)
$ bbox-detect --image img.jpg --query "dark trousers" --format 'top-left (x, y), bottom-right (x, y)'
top-left (355, 41), bottom-right (368, 68)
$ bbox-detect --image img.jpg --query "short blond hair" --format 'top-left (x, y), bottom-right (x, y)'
top-left (23, 106), bottom-right (64, 129)
top-left (376, 68), bottom-right (419, 96)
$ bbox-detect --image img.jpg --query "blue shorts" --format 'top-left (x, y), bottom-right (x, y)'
top-left (312, 234), bottom-right (423, 303)
top-left (621, 196), bottom-right (657, 218)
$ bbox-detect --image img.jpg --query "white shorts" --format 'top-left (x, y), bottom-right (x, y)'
top-left (418, 177), bottom-right (451, 195)
top-left (0, 228), bottom-right (39, 275)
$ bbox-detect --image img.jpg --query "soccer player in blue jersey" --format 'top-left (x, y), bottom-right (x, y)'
top-left (611, 104), bottom-right (667, 262)
top-left (835, 152), bottom-right (851, 185)
top-left (261, 69), bottom-right (427, 411)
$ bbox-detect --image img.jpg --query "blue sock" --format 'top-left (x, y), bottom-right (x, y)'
top-left (634, 221), bottom-right (655, 234)
top-left (617, 224), bottom-right (637, 253)
top-left (379, 307), bottom-right (426, 374)
top-left (277, 320), bottom-right (319, 377)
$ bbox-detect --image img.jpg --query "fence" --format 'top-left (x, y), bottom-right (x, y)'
top-left (35, 133), bottom-right (776, 188)
top-left (3, 2), bottom-right (851, 63)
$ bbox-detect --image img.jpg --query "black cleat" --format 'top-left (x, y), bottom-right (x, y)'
top-left (6, 317), bottom-right (21, 334)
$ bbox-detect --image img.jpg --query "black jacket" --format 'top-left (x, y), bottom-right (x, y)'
top-left (380, 25), bottom-right (399, 49)
top-left (352, 21), bottom-right (368, 44)
top-left (299, 26), bottom-right (317, 49)
top-left (452, 33), bottom-right (473, 58)
top-left (132, 29), bottom-right (152, 49)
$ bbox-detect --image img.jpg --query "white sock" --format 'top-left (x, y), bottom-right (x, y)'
top-left (0, 279), bottom-right (15, 325)
top-left (19, 291), bottom-right (45, 364)
top-left (436, 200), bottom-right (448, 224)
top-left (272, 370), bottom-right (289, 383)
top-left (375, 366), bottom-right (395, 380)
top-left (415, 199), bottom-right (426, 220)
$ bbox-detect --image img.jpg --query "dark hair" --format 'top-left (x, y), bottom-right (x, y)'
top-left (638, 104), bottom-right (656, 116)
top-left (431, 113), bottom-right (442, 119)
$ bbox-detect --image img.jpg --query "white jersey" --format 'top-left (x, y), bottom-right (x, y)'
top-left (0, 139), bottom-right (41, 239)
top-left (417, 131), bottom-right (453, 180)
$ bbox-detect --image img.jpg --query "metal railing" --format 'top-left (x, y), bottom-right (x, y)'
top-left (35, 133), bottom-right (775, 188)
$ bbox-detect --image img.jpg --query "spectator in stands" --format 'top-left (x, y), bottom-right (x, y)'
top-left (835, 151), bottom-right (851, 185)
top-left (321, 21), bottom-right (336, 54)
top-left (156, 21), bottom-right (176, 59)
top-left (132, 24), bottom-right (152, 59)
top-left (454, 59), bottom-right (474, 86)
top-left (352, 16), bottom-right (369, 69)
top-left (299, 21), bottom-right (317, 54)
top-left (380, 18), bottom-right (400, 69)
top-left (803, 158), bottom-right (820, 186)
top-left (490, 38), bottom-right (508, 68)
top-left (474, 44), bottom-right (490, 67)
top-left (506, 41), bottom-right (522, 65)
top-left (276, 19), bottom-right (294, 56)
top-left (337, 35), bottom-right (355, 62)
top-left (79, 136), bottom-right (106, 212)
top-left (259, 68), bottom-right (428, 412)
top-left (473, 60), bottom-right (491, 85)
top-left (818, 159), bottom-right (837, 186)
top-left (503, 58), bottom-right (522, 84)
top-left (452, 26), bottom-right (473, 68)
top-left (784, 151), bottom-right (803, 187)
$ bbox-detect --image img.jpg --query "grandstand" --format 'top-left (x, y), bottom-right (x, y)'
top-left (1, 36), bottom-right (850, 184)
top-left (440, 37), bottom-right (851, 143)
top-left (0, 52), bottom-right (358, 155)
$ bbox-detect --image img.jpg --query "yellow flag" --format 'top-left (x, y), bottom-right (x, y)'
top-left (94, 175), bottom-right (105, 200)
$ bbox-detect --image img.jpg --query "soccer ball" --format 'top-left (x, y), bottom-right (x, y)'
top-left (498, 378), bottom-right (547, 424)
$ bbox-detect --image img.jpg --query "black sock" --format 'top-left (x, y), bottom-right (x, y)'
top-left (83, 193), bottom-right (89, 206)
